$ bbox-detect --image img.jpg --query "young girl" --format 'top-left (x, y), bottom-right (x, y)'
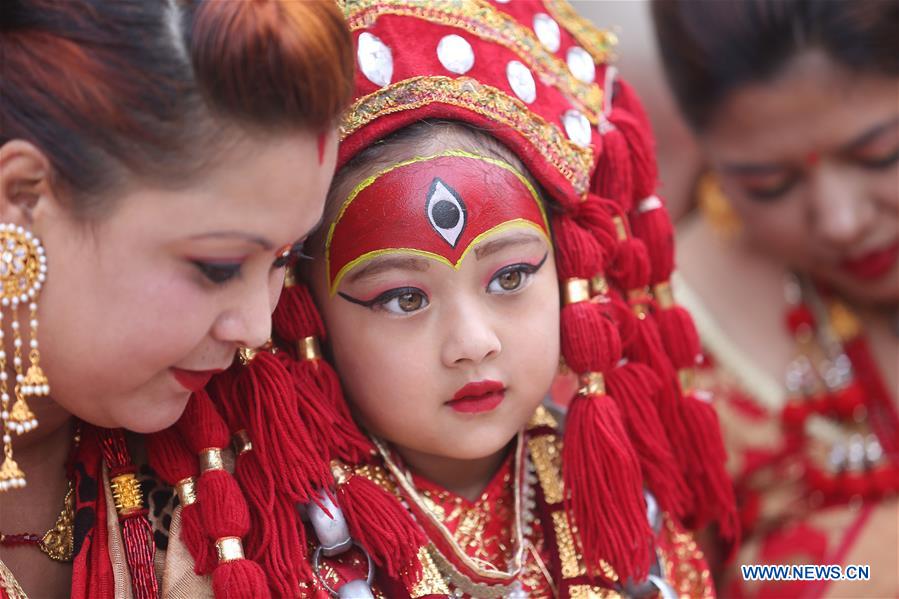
top-left (219, 1), bottom-right (736, 596)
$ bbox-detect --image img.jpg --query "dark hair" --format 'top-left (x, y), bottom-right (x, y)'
top-left (1, 0), bottom-right (354, 215)
top-left (651, 0), bottom-right (899, 131)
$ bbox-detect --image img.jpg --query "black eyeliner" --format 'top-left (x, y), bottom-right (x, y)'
top-left (338, 286), bottom-right (423, 308)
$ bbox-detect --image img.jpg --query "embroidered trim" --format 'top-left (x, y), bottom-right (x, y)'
top-left (340, 75), bottom-right (594, 196)
top-left (527, 433), bottom-right (563, 505)
top-left (542, 0), bottom-right (617, 65)
top-left (344, 0), bottom-right (603, 119)
top-left (569, 584), bottom-right (624, 598)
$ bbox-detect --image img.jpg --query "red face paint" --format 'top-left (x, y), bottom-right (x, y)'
top-left (317, 132), bottom-right (327, 165)
top-left (325, 151), bottom-right (550, 294)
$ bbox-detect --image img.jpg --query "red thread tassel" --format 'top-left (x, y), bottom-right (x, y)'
top-left (212, 559), bottom-right (271, 599)
top-left (146, 427), bottom-right (215, 574)
top-left (606, 362), bottom-right (686, 518)
top-left (337, 474), bottom-right (426, 588)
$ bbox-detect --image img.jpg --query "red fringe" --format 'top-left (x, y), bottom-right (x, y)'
top-left (234, 351), bottom-right (330, 503)
top-left (120, 514), bottom-right (158, 599)
top-left (212, 559), bottom-right (271, 599)
top-left (337, 474), bottom-right (426, 587)
top-left (562, 392), bottom-right (652, 581)
top-left (606, 363), bottom-right (687, 517)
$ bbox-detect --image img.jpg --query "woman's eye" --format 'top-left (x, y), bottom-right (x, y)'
top-left (855, 148), bottom-right (899, 170)
top-left (381, 291), bottom-right (429, 314)
top-left (742, 178), bottom-right (797, 202)
top-left (272, 240), bottom-right (311, 269)
top-left (193, 261), bottom-right (242, 285)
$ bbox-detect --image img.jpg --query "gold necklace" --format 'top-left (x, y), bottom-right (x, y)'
top-left (38, 480), bottom-right (74, 562)
top-left (373, 434), bottom-right (535, 598)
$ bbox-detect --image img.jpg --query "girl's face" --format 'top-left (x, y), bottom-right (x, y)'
top-left (703, 51), bottom-right (899, 305)
top-left (309, 152), bottom-right (560, 462)
top-left (2, 130), bottom-right (337, 433)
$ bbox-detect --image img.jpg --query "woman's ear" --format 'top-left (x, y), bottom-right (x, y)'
top-left (0, 140), bottom-right (58, 226)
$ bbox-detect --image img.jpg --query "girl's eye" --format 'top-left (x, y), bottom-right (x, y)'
top-left (338, 286), bottom-right (430, 315)
top-left (193, 261), bottom-right (242, 285)
top-left (487, 256), bottom-right (547, 294)
top-left (381, 290), bottom-right (429, 314)
top-left (495, 270), bottom-right (523, 291)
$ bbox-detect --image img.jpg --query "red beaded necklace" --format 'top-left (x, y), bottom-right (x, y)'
top-left (780, 274), bottom-right (899, 504)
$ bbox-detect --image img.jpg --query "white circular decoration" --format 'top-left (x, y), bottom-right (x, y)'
top-left (562, 109), bottom-right (591, 147)
top-left (357, 32), bottom-right (393, 88)
top-left (566, 46), bottom-right (595, 83)
top-left (437, 34), bottom-right (475, 75)
top-left (533, 13), bottom-right (561, 53)
top-left (506, 60), bottom-right (536, 104)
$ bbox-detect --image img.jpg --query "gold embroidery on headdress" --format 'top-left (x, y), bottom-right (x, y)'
top-left (344, 0), bottom-right (603, 118)
top-left (340, 76), bottom-right (594, 196)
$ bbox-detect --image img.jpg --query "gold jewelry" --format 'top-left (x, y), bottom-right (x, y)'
top-left (39, 479), bottom-right (75, 562)
top-left (0, 224), bottom-right (48, 492)
top-left (696, 170), bottom-right (742, 239)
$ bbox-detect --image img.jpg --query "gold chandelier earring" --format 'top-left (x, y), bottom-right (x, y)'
top-left (0, 223), bottom-right (48, 492)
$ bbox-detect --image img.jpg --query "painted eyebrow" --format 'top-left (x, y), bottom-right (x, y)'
top-left (346, 255), bottom-right (431, 283)
top-left (474, 232), bottom-right (545, 260)
top-left (188, 231), bottom-right (273, 250)
top-left (839, 116), bottom-right (899, 153)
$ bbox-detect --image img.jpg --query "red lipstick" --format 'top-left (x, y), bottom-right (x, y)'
top-left (840, 242), bottom-right (899, 281)
top-left (447, 380), bottom-right (505, 414)
top-left (171, 368), bottom-right (222, 392)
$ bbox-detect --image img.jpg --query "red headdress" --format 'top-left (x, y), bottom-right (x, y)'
top-left (147, 1), bottom-right (737, 597)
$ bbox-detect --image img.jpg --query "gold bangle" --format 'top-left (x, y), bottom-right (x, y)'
top-left (562, 278), bottom-right (591, 305)
top-left (232, 430), bottom-right (253, 456)
top-left (578, 372), bottom-right (606, 396)
top-left (215, 536), bottom-right (244, 563)
top-left (110, 473), bottom-right (144, 516)
top-left (199, 448), bottom-right (225, 472)
top-left (176, 477), bottom-right (197, 506)
top-left (653, 282), bottom-right (675, 309)
top-left (298, 336), bottom-right (322, 360)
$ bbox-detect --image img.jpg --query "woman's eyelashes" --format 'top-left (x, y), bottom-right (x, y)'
top-left (193, 260), bottom-right (243, 285)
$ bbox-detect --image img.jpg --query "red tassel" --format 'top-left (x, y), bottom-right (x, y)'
top-left (197, 470), bottom-right (250, 540)
top-left (177, 391), bottom-right (231, 451)
top-left (573, 194), bottom-right (618, 255)
top-left (655, 305), bottom-right (702, 368)
top-left (608, 107), bottom-right (657, 204)
top-left (235, 351), bottom-right (330, 503)
top-left (212, 559), bottom-right (272, 599)
top-left (594, 119), bottom-right (633, 209)
top-left (146, 428), bottom-right (215, 574)
top-left (337, 474), bottom-right (426, 587)
top-left (606, 363), bottom-right (687, 517)
top-left (680, 393), bottom-right (739, 544)
top-left (562, 392), bottom-right (652, 581)
top-left (272, 281), bottom-right (326, 343)
top-left (629, 202), bottom-right (675, 285)
top-left (609, 237), bottom-right (651, 292)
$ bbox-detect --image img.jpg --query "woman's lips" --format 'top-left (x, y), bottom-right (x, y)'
top-left (840, 242), bottom-right (899, 281)
top-left (170, 368), bottom-right (223, 392)
top-left (447, 380), bottom-right (505, 414)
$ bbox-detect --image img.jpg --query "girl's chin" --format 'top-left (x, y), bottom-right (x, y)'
top-left (114, 390), bottom-right (192, 434)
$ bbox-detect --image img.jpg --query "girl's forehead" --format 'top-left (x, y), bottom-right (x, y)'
top-left (325, 151), bottom-right (549, 294)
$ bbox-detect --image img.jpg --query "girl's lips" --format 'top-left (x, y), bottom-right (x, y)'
top-left (170, 368), bottom-right (223, 392)
top-left (839, 242), bottom-right (899, 281)
top-left (447, 380), bottom-right (505, 414)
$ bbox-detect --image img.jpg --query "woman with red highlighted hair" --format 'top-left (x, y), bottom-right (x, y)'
top-left (0, 0), bottom-right (352, 597)
top-left (182, 1), bottom-right (735, 597)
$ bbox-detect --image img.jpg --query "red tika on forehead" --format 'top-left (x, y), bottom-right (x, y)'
top-left (325, 151), bottom-right (550, 294)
